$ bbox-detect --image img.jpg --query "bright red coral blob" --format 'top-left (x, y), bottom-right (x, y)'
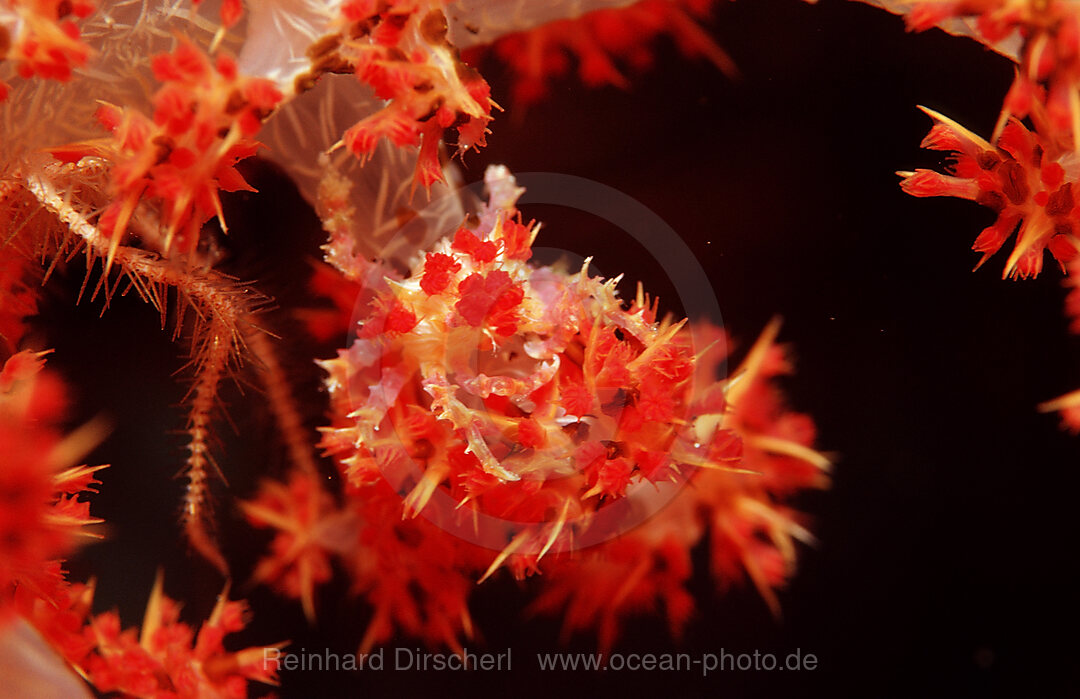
top-left (420, 252), bottom-right (462, 295)
top-left (454, 270), bottom-right (523, 335)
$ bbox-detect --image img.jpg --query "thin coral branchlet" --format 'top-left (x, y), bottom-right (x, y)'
top-left (2, 2), bottom-right (331, 586)
top-left (18, 165), bottom-right (281, 572)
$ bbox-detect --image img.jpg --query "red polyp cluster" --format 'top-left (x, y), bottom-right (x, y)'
top-left (533, 323), bottom-right (827, 651)
top-left (0, 0), bottom-right (95, 98)
top-left (897, 1), bottom-right (1080, 427)
top-left (529, 528), bottom-right (698, 652)
top-left (319, 167), bottom-right (702, 506)
top-left (0, 350), bottom-right (105, 617)
top-left (900, 107), bottom-right (1080, 278)
top-left (320, 0), bottom-right (494, 190)
top-left (22, 573), bottom-right (280, 699)
top-left (898, 1), bottom-right (1080, 279)
top-left (241, 471), bottom-right (356, 623)
top-left (0, 344), bottom-right (279, 698)
top-left (50, 41), bottom-right (282, 267)
top-left (473, 0), bottom-right (736, 106)
top-left (345, 478), bottom-right (481, 654)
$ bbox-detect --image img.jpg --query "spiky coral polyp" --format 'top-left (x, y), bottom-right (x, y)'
top-left (901, 107), bottom-right (1080, 278)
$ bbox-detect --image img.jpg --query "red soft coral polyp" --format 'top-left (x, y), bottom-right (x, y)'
top-left (52, 40), bottom-right (281, 261)
top-left (0, 353), bottom-right (103, 590)
top-left (0, 0), bottom-right (94, 89)
top-left (454, 270), bottom-right (523, 335)
top-left (329, 2), bottom-right (494, 190)
top-left (901, 107), bottom-right (1080, 278)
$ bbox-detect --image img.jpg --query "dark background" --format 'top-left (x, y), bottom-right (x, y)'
top-left (33, 0), bottom-right (1080, 695)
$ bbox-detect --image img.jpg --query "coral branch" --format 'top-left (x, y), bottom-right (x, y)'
top-left (244, 325), bottom-right (321, 477)
top-left (181, 318), bottom-right (232, 575)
